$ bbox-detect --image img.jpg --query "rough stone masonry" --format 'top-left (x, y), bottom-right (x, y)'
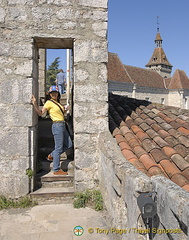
top-left (0, 0), bottom-right (108, 197)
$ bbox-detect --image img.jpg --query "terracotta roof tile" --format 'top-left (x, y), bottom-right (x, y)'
top-left (157, 129), bottom-right (170, 139)
top-left (119, 141), bottom-right (132, 151)
top-left (124, 132), bottom-right (136, 142)
top-left (109, 93), bottom-right (189, 192)
top-left (145, 118), bottom-right (156, 126)
top-left (134, 117), bottom-right (144, 125)
top-left (171, 174), bottom-right (189, 188)
top-left (139, 154), bottom-right (157, 170)
top-left (174, 144), bottom-right (188, 158)
top-left (182, 167), bottom-right (189, 180)
top-left (169, 121), bottom-right (181, 129)
top-left (183, 122), bottom-right (189, 130)
top-left (164, 136), bottom-right (179, 147)
top-left (128, 138), bottom-right (141, 148)
top-left (131, 125), bottom-right (142, 134)
top-left (178, 127), bottom-right (189, 135)
top-left (133, 146), bottom-right (147, 158)
top-left (150, 148), bottom-right (167, 163)
top-left (136, 131), bottom-right (150, 141)
top-left (129, 158), bottom-right (146, 170)
top-left (120, 126), bottom-right (131, 136)
top-left (115, 134), bottom-right (126, 144)
top-left (153, 116), bottom-right (165, 124)
top-left (151, 123), bottom-right (162, 132)
top-left (171, 154), bottom-right (189, 171)
top-left (162, 146), bottom-right (177, 158)
top-left (139, 122), bottom-right (151, 131)
top-left (122, 149), bottom-right (137, 160)
top-left (125, 119), bottom-right (135, 128)
top-left (153, 136), bottom-right (169, 148)
top-left (146, 129), bottom-right (159, 138)
top-left (148, 166), bottom-right (165, 176)
top-left (178, 136), bottom-right (189, 147)
top-left (182, 184), bottom-right (189, 192)
top-left (142, 139), bottom-right (159, 152)
top-left (112, 128), bottom-right (121, 137)
top-left (160, 122), bottom-right (173, 131)
top-left (146, 112), bottom-right (157, 119)
top-left (168, 128), bottom-right (182, 138)
top-left (140, 113), bottom-right (149, 120)
top-left (160, 160), bottom-right (181, 178)
top-left (176, 118), bottom-right (187, 125)
top-left (185, 155), bottom-right (189, 164)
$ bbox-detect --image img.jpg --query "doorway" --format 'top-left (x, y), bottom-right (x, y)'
top-left (33, 37), bottom-right (74, 190)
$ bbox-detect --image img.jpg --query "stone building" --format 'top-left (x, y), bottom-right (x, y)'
top-left (108, 52), bottom-right (189, 109)
top-left (0, 0), bottom-right (108, 198)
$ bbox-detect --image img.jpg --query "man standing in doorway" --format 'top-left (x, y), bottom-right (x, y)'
top-left (56, 69), bottom-right (66, 94)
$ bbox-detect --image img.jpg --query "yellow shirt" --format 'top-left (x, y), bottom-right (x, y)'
top-left (44, 100), bottom-right (64, 122)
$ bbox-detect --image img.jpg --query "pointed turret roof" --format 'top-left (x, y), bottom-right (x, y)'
top-left (145, 31), bottom-right (172, 68)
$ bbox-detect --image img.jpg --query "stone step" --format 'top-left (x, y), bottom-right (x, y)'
top-left (30, 187), bottom-right (75, 205)
top-left (41, 172), bottom-right (74, 188)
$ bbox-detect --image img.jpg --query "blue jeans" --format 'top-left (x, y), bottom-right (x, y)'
top-left (51, 122), bottom-right (72, 172)
top-left (58, 84), bottom-right (64, 94)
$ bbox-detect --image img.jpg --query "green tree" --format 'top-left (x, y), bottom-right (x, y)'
top-left (46, 57), bottom-right (60, 90)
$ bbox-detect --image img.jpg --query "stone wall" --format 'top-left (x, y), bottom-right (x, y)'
top-left (98, 131), bottom-right (189, 240)
top-left (0, 0), bottom-right (108, 197)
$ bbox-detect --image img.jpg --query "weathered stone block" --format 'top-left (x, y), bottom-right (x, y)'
top-left (8, 7), bottom-right (27, 21)
top-left (74, 83), bottom-right (108, 102)
top-left (74, 40), bottom-right (108, 63)
top-left (0, 104), bottom-right (33, 127)
top-left (31, 7), bottom-right (53, 21)
top-left (12, 44), bottom-right (33, 58)
top-left (57, 8), bottom-right (74, 20)
top-left (0, 7), bottom-right (5, 23)
top-left (0, 157), bottom-right (29, 173)
top-left (74, 102), bottom-right (108, 119)
top-left (0, 78), bottom-right (32, 104)
top-left (78, 0), bottom-right (108, 8)
top-left (0, 175), bottom-right (29, 198)
top-left (82, 10), bottom-right (108, 21)
top-left (74, 118), bottom-right (108, 134)
top-left (0, 127), bottom-right (29, 156)
top-left (92, 22), bottom-right (107, 38)
top-left (0, 42), bottom-right (11, 56)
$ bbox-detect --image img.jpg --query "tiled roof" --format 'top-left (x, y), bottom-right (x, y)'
top-left (108, 52), bottom-right (165, 88)
top-left (109, 93), bottom-right (189, 192)
top-left (107, 52), bottom-right (132, 83)
top-left (168, 69), bottom-right (189, 89)
top-left (145, 47), bottom-right (172, 67)
top-left (123, 65), bottom-right (165, 88)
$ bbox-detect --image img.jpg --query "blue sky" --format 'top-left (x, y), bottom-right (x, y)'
top-left (47, 0), bottom-right (189, 77)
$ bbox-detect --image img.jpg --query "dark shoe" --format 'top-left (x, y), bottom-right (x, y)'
top-left (54, 169), bottom-right (68, 175)
top-left (46, 154), bottom-right (53, 161)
